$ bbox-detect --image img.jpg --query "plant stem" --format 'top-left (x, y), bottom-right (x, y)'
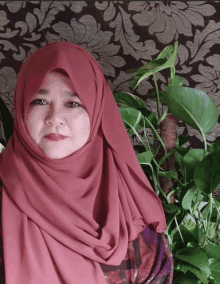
top-left (144, 116), bottom-right (168, 158)
top-left (201, 193), bottom-right (212, 247)
top-left (174, 216), bottom-right (184, 243)
top-left (129, 125), bottom-right (148, 152)
top-left (142, 119), bottom-right (166, 172)
top-left (197, 209), bottom-right (207, 231)
top-left (156, 182), bottom-right (171, 203)
top-left (172, 175), bottom-right (185, 187)
top-left (201, 132), bottom-right (208, 159)
top-left (143, 118), bottom-right (152, 151)
top-left (153, 73), bottom-right (161, 119)
top-left (175, 151), bottom-right (186, 185)
top-left (192, 189), bottom-right (200, 215)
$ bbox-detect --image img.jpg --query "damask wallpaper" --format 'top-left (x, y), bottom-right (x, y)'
top-left (0, 1), bottom-right (220, 163)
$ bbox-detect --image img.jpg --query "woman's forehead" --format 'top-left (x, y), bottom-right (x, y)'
top-left (50, 68), bottom-right (69, 77)
top-left (42, 70), bottom-right (73, 89)
top-left (36, 71), bottom-right (80, 100)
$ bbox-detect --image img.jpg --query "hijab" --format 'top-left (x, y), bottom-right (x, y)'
top-left (0, 41), bottom-right (167, 284)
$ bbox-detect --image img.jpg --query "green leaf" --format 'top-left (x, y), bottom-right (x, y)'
top-left (119, 107), bottom-right (142, 130)
top-left (113, 92), bottom-right (147, 110)
top-left (202, 239), bottom-right (220, 260)
top-left (130, 59), bottom-right (166, 91)
top-left (158, 170), bottom-right (176, 180)
top-left (207, 222), bottom-right (217, 241)
top-left (114, 92), bottom-right (157, 131)
top-left (150, 91), bottom-right (167, 104)
top-left (179, 181), bottom-right (195, 205)
top-left (174, 248), bottom-right (211, 278)
top-left (164, 87), bottom-right (218, 136)
top-left (209, 259), bottom-right (220, 283)
top-left (156, 44), bottom-right (174, 60)
top-left (194, 152), bottom-right (220, 194)
top-left (175, 146), bottom-right (190, 157)
top-left (136, 151), bottom-right (153, 165)
top-left (125, 68), bottom-right (139, 74)
top-left (187, 266), bottom-right (208, 284)
top-left (201, 203), bottom-right (218, 221)
top-left (168, 75), bottom-right (183, 87)
top-left (198, 226), bottom-right (206, 246)
top-left (182, 149), bottom-right (209, 170)
top-left (182, 185), bottom-right (198, 210)
top-left (214, 196), bottom-right (220, 207)
top-left (207, 140), bottom-right (220, 154)
top-left (172, 225), bottom-right (198, 245)
top-left (183, 214), bottom-right (197, 233)
top-left (163, 204), bottom-right (180, 214)
top-left (166, 211), bottom-right (181, 232)
top-left (174, 271), bottom-right (202, 284)
top-left (127, 124), bottom-right (143, 136)
top-left (130, 42), bottom-right (178, 91)
top-left (177, 135), bottom-right (191, 147)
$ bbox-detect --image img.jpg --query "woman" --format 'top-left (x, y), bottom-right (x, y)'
top-left (0, 42), bottom-right (173, 283)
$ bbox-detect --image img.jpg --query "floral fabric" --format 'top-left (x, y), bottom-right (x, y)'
top-left (100, 223), bottom-right (173, 284)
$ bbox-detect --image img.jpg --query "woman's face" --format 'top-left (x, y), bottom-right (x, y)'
top-left (25, 71), bottom-right (90, 159)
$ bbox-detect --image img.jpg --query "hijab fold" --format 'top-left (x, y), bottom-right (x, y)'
top-left (0, 42), bottom-right (167, 284)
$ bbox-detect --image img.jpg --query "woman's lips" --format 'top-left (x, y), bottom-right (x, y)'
top-left (45, 134), bottom-right (67, 141)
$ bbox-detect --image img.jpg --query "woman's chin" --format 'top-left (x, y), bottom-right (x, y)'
top-left (39, 147), bottom-right (73, 159)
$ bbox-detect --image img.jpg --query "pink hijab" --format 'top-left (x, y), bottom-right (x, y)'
top-left (0, 42), bottom-right (167, 283)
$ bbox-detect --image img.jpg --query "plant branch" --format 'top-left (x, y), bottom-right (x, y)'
top-left (153, 73), bottom-right (161, 119)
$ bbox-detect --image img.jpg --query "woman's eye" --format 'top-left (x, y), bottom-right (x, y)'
top-left (31, 99), bottom-right (46, 105)
top-left (67, 101), bottom-right (81, 108)
top-left (31, 99), bottom-right (80, 108)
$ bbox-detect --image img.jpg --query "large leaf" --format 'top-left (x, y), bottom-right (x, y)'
top-left (182, 185), bottom-right (198, 210)
top-left (113, 92), bottom-right (147, 110)
top-left (119, 107), bottom-right (142, 131)
top-left (114, 92), bottom-right (156, 130)
top-left (182, 149), bottom-right (209, 170)
top-left (158, 170), bottom-right (176, 180)
top-left (174, 271), bottom-right (202, 284)
top-left (207, 140), bottom-right (220, 154)
top-left (164, 87), bottom-right (218, 136)
top-left (168, 75), bottom-right (183, 87)
top-left (177, 135), bottom-right (191, 147)
top-left (156, 44), bottom-right (175, 60)
top-left (201, 203), bottom-right (218, 221)
top-left (130, 41), bottom-right (178, 91)
top-left (172, 224), bottom-right (198, 245)
top-left (209, 259), bottom-right (220, 284)
top-left (202, 240), bottom-right (220, 260)
top-left (150, 91), bottom-right (167, 104)
top-left (136, 151), bottom-right (153, 165)
top-left (174, 248), bottom-right (211, 280)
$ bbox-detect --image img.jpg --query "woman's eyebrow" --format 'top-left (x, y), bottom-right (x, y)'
top-left (37, 88), bottom-right (78, 98)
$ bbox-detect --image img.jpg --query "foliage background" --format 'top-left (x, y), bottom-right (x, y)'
top-left (1, 1), bottom-right (220, 197)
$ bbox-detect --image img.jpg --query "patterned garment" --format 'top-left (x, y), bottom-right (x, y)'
top-left (0, 188), bottom-right (173, 284)
top-left (100, 225), bottom-right (174, 284)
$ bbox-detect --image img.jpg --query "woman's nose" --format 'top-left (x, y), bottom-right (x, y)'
top-left (46, 105), bottom-right (65, 125)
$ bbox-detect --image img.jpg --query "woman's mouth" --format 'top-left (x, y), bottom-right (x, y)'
top-left (45, 133), bottom-right (67, 141)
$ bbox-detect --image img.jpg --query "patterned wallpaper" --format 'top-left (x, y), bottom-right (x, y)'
top-left (1, 1), bottom-right (220, 151)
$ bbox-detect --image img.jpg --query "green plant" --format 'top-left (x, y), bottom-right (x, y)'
top-left (113, 42), bottom-right (220, 283)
